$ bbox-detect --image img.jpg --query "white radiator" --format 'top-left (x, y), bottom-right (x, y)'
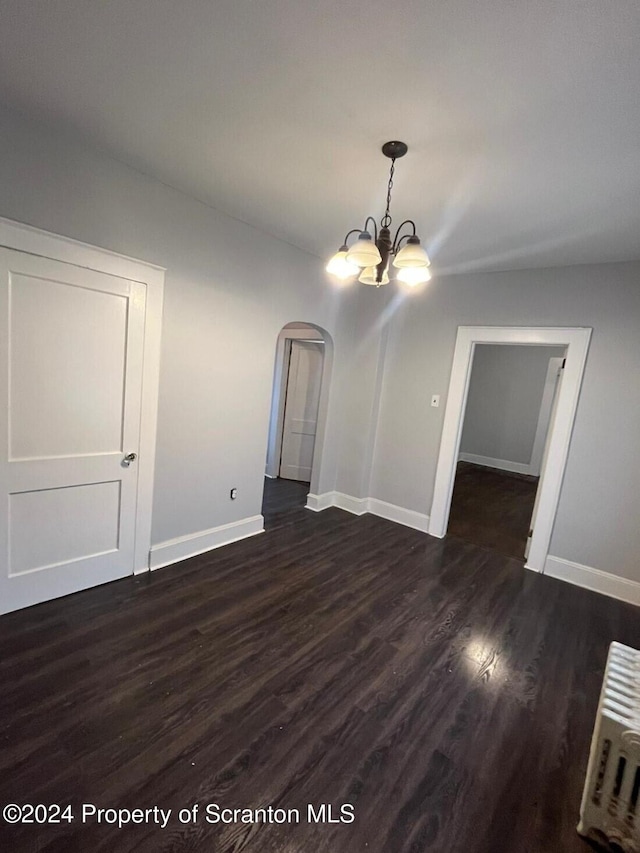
top-left (578, 642), bottom-right (640, 852)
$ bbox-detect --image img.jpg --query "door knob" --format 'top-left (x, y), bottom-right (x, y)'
top-left (123, 452), bottom-right (137, 466)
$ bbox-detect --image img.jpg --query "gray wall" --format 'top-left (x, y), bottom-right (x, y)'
top-left (2, 105), bottom-right (639, 587)
top-left (460, 344), bottom-right (565, 465)
top-left (0, 105), bottom-right (386, 547)
top-left (370, 266), bottom-right (640, 582)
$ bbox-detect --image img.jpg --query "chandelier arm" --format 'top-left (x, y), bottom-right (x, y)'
top-left (391, 219), bottom-right (417, 252)
top-left (342, 228), bottom-right (362, 246)
top-left (364, 216), bottom-right (378, 242)
top-left (394, 234), bottom-right (412, 253)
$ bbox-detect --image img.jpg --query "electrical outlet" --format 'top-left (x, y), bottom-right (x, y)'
top-left (230, 488), bottom-right (237, 500)
top-left (431, 395), bottom-right (440, 408)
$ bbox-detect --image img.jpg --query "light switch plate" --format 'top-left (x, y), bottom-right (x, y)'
top-left (431, 395), bottom-right (440, 408)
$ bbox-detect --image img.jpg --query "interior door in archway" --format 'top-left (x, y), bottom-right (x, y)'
top-left (279, 341), bottom-right (324, 482)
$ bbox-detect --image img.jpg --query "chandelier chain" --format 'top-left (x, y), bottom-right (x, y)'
top-left (381, 158), bottom-right (396, 228)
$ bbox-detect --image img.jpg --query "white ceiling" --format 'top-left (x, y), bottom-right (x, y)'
top-left (1, 0), bottom-right (639, 272)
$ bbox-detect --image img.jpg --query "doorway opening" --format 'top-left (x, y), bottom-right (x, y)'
top-left (262, 322), bottom-right (332, 528)
top-left (429, 326), bottom-right (592, 572)
top-left (447, 343), bottom-right (566, 560)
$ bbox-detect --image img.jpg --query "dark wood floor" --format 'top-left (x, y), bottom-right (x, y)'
top-left (1, 481), bottom-right (639, 853)
top-left (261, 476), bottom-right (309, 528)
top-left (448, 461), bottom-right (539, 560)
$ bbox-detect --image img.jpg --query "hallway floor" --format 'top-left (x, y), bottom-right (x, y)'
top-left (448, 461), bottom-right (539, 560)
top-left (262, 476), bottom-right (309, 529)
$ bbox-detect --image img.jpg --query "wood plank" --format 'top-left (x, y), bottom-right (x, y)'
top-left (0, 478), bottom-right (638, 851)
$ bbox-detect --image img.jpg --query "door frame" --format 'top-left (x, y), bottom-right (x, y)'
top-left (428, 326), bottom-right (592, 572)
top-left (0, 216), bottom-right (165, 575)
top-left (265, 326), bottom-right (326, 480)
top-left (529, 356), bottom-right (565, 476)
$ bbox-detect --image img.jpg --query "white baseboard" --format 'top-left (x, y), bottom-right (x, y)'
top-left (459, 452), bottom-right (532, 476)
top-left (305, 492), bottom-right (335, 512)
top-left (545, 555), bottom-right (640, 607)
top-left (367, 497), bottom-right (430, 533)
top-left (306, 492), bottom-right (429, 533)
top-left (306, 491), bottom-right (368, 515)
top-left (333, 492), bottom-right (369, 515)
top-left (149, 514), bottom-right (264, 570)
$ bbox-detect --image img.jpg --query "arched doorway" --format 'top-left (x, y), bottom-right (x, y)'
top-left (262, 322), bottom-right (333, 528)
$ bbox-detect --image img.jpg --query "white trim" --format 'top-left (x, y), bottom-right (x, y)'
top-left (149, 515), bottom-right (264, 570)
top-left (0, 217), bottom-right (166, 276)
top-left (305, 491), bottom-right (335, 512)
top-left (265, 325), bottom-right (333, 499)
top-left (458, 452), bottom-right (532, 476)
top-left (367, 498), bottom-right (430, 533)
top-left (266, 327), bottom-right (328, 479)
top-left (278, 339), bottom-right (324, 481)
top-left (0, 216), bottom-right (164, 578)
top-left (306, 492), bottom-right (430, 532)
top-left (134, 265), bottom-right (164, 574)
top-left (429, 326), bottom-right (592, 573)
top-left (529, 357), bottom-right (564, 477)
top-left (266, 337), bottom-right (292, 479)
top-left (333, 492), bottom-right (369, 515)
top-left (545, 555), bottom-right (640, 607)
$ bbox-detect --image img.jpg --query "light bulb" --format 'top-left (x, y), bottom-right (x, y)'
top-left (397, 266), bottom-right (432, 287)
top-left (326, 247), bottom-right (359, 279)
top-left (359, 266), bottom-right (390, 286)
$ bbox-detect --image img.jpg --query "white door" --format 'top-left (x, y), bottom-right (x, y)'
top-left (279, 341), bottom-right (324, 482)
top-left (529, 357), bottom-right (565, 476)
top-left (0, 248), bottom-right (146, 614)
top-left (524, 360), bottom-right (564, 560)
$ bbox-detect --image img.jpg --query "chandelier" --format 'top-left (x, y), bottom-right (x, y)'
top-left (326, 141), bottom-right (431, 288)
